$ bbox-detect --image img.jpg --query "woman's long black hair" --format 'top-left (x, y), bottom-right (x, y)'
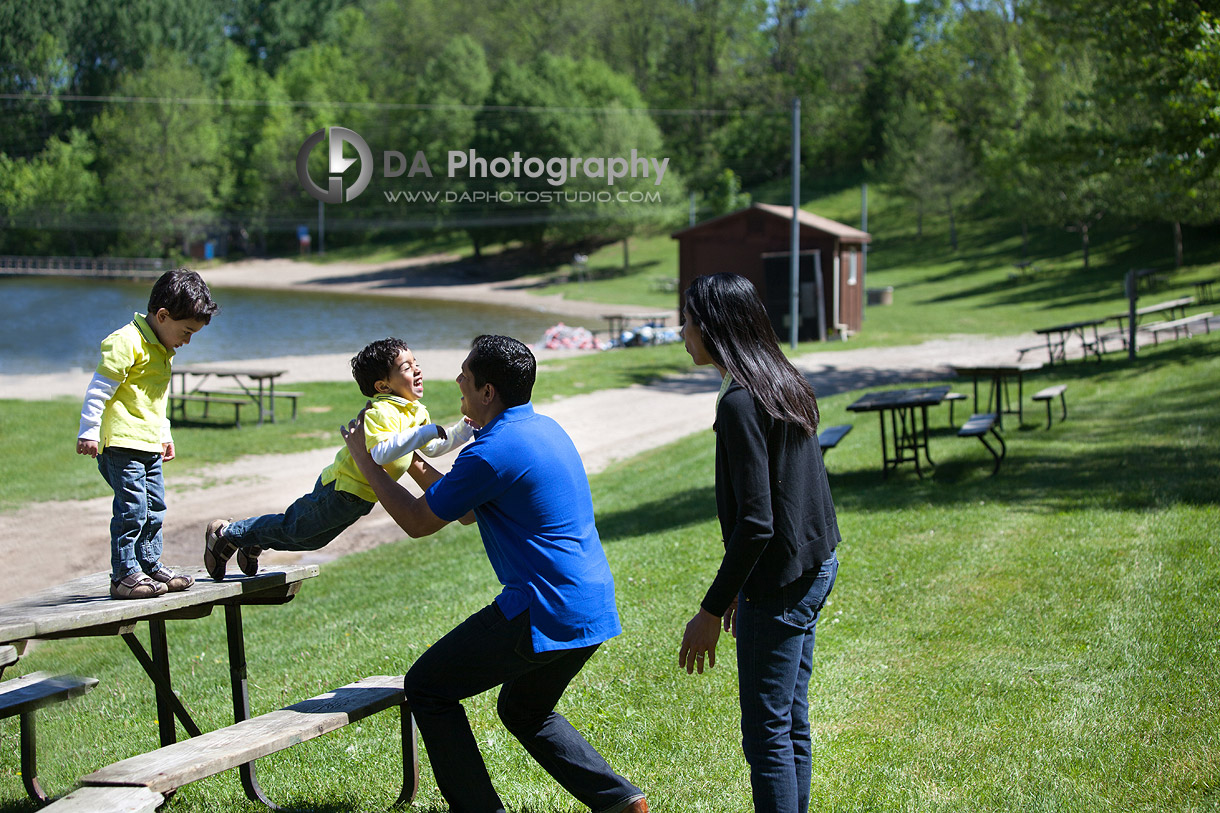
top-left (684, 272), bottom-right (820, 436)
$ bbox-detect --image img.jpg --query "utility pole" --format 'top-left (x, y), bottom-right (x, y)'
top-left (789, 98), bottom-right (801, 349)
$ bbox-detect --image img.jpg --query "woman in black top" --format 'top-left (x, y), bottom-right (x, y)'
top-left (678, 273), bottom-right (840, 813)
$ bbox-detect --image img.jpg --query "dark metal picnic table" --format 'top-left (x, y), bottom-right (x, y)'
top-left (846, 385), bottom-right (951, 478)
top-left (0, 565), bottom-right (318, 808)
top-left (950, 361), bottom-right (1042, 429)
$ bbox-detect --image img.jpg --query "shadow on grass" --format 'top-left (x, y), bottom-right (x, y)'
top-left (597, 486), bottom-right (716, 543)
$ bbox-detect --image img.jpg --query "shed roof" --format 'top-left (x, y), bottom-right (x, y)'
top-left (671, 202), bottom-right (871, 243)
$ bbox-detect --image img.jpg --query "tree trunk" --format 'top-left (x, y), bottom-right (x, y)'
top-left (1173, 220), bottom-right (1183, 268)
top-left (1080, 222), bottom-right (1090, 270)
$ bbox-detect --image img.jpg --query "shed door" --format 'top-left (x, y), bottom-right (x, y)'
top-left (763, 254), bottom-right (822, 341)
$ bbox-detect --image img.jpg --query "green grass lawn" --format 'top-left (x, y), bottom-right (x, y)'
top-left (3, 332), bottom-right (1216, 812)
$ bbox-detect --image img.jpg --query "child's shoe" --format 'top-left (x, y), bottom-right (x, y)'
top-left (236, 546), bottom-right (261, 577)
top-left (111, 572), bottom-right (169, 600)
top-left (204, 519), bottom-right (236, 581)
top-left (148, 566), bottom-right (194, 592)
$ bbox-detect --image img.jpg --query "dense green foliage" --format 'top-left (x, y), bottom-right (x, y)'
top-left (1, 0), bottom-right (1216, 264)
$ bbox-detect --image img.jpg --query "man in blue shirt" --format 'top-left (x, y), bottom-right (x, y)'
top-left (341, 335), bottom-right (647, 813)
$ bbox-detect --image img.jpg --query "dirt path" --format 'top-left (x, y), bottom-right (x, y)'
top-left (0, 259), bottom-right (1047, 601)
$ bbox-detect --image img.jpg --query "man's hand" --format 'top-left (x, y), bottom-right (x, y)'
top-left (678, 608), bottom-right (723, 675)
top-left (340, 401), bottom-right (374, 459)
top-left (76, 438), bottom-right (99, 458)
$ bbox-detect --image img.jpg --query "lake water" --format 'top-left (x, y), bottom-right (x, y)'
top-left (0, 276), bottom-right (578, 374)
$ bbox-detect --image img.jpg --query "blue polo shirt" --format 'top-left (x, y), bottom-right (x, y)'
top-left (424, 403), bottom-right (621, 653)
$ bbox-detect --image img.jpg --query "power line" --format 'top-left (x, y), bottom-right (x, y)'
top-left (0, 92), bottom-right (787, 118)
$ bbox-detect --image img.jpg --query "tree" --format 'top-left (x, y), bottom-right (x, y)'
top-left (0, 129), bottom-right (101, 254)
top-left (466, 54), bottom-right (685, 254)
top-left (1038, 0), bottom-right (1220, 259)
top-left (91, 51), bottom-right (230, 255)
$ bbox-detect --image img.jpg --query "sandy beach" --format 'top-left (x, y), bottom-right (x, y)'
top-left (1, 257), bottom-right (1044, 601)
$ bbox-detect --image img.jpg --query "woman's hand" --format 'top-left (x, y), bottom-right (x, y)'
top-left (679, 608), bottom-right (723, 674)
top-left (723, 596), bottom-right (739, 638)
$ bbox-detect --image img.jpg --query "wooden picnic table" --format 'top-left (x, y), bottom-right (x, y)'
top-left (1033, 316), bottom-right (1110, 365)
top-left (0, 565), bottom-right (318, 808)
top-left (846, 385), bottom-right (951, 478)
top-left (1108, 295), bottom-right (1195, 333)
top-left (171, 365), bottom-right (289, 425)
top-left (950, 361), bottom-right (1043, 429)
top-left (602, 312), bottom-right (671, 340)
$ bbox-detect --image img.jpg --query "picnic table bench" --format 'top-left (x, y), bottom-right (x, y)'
top-left (1139, 312), bottom-right (1213, 344)
top-left (818, 423), bottom-right (852, 452)
top-left (169, 391), bottom-right (248, 426)
top-left (1, 671), bottom-right (100, 802)
top-left (957, 413), bottom-right (1006, 475)
top-left (1031, 384), bottom-right (1068, 429)
top-left (193, 388), bottom-right (305, 420)
top-left (44, 675), bottom-right (418, 813)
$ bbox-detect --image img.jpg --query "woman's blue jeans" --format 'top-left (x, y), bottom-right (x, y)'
top-left (97, 446), bottom-right (166, 582)
top-left (404, 602), bottom-right (643, 813)
top-left (736, 552), bottom-right (838, 813)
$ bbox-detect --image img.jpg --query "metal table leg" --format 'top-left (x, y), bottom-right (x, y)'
top-left (225, 604), bottom-right (282, 811)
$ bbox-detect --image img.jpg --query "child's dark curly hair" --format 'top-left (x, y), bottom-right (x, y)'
top-left (350, 338), bottom-right (411, 397)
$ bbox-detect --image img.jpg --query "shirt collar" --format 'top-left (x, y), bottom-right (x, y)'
top-left (716, 371), bottom-right (734, 409)
top-left (133, 313), bottom-right (172, 354)
top-left (481, 402), bottom-right (534, 433)
top-left (373, 393), bottom-right (423, 412)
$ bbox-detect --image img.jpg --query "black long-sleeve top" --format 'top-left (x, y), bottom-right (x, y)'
top-left (701, 380), bottom-right (841, 617)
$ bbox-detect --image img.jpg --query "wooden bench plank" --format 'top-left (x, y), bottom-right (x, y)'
top-left (818, 424), bottom-right (852, 452)
top-left (1139, 311), bottom-right (1213, 344)
top-left (0, 645), bottom-right (16, 669)
top-left (82, 675), bottom-right (406, 795)
top-left (39, 785), bottom-right (163, 813)
top-left (170, 392), bottom-right (245, 427)
top-left (1032, 384), bottom-right (1068, 429)
top-left (0, 672), bottom-right (99, 718)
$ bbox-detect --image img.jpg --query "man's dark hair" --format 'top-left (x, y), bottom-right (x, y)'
top-left (148, 268), bottom-right (220, 323)
top-left (468, 334), bottom-right (535, 408)
top-left (351, 337), bottom-right (411, 397)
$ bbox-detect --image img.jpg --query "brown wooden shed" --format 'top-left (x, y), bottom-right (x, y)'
top-left (671, 203), bottom-right (871, 340)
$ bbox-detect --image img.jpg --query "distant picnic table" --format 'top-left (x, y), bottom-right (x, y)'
top-left (1034, 316), bottom-right (1110, 365)
top-left (950, 361), bottom-right (1043, 429)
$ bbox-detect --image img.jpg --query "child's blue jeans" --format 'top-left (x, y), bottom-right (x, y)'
top-left (97, 446), bottom-right (166, 582)
top-left (223, 477), bottom-right (373, 551)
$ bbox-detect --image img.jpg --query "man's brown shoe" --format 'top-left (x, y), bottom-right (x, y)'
top-left (624, 800), bottom-right (648, 813)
